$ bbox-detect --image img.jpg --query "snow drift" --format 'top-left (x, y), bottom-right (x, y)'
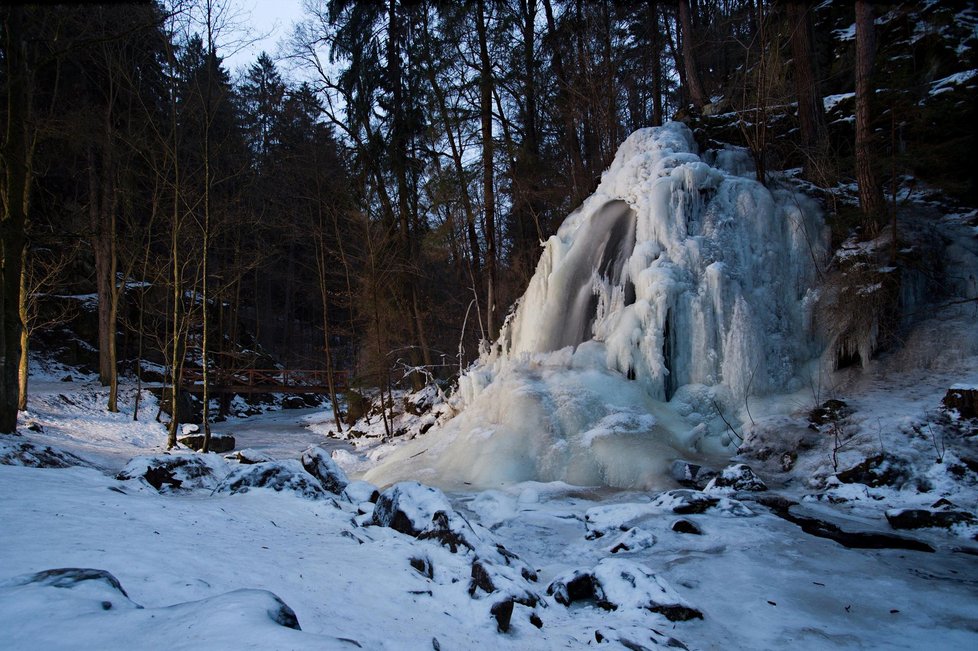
top-left (366, 123), bottom-right (828, 489)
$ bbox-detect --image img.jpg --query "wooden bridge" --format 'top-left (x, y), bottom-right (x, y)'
top-left (179, 368), bottom-right (350, 395)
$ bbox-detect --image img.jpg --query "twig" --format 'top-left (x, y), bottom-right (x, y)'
top-left (713, 400), bottom-right (743, 443)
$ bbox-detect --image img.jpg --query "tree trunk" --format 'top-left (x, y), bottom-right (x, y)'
top-left (476, 0), bottom-right (499, 340)
top-left (678, 0), bottom-right (707, 113)
top-left (855, 0), bottom-right (884, 228)
top-left (788, 1), bottom-right (828, 182)
top-left (1, 6), bottom-right (29, 433)
top-left (650, 1), bottom-right (664, 126)
top-left (17, 252), bottom-right (28, 411)
top-left (542, 0), bottom-right (587, 204)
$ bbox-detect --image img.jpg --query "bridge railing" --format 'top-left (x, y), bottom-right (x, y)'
top-left (180, 368), bottom-right (351, 392)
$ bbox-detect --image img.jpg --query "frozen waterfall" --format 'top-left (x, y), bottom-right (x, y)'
top-left (365, 123), bottom-right (829, 490)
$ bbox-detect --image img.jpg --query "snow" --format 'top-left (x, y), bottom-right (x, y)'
top-left (929, 69), bottom-right (978, 96)
top-left (4, 360), bottom-right (978, 649)
top-left (365, 123), bottom-right (828, 489)
top-left (822, 92), bottom-right (855, 112)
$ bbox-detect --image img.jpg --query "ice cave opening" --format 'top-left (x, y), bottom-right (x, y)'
top-left (364, 122), bottom-right (829, 490)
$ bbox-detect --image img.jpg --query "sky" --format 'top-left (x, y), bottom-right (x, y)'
top-left (222, 0), bottom-right (308, 75)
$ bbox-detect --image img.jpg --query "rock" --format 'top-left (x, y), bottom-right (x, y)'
top-left (704, 464), bottom-right (767, 493)
top-left (671, 519), bottom-right (702, 535)
top-left (885, 507), bottom-right (976, 530)
top-left (61, 374), bottom-right (73, 382)
top-left (780, 451), bottom-right (797, 472)
top-left (342, 480), bottom-right (380, 504)
top-left (282, 396), bottom-right (307, 410)
top-left (837, 454), bottom-right (912, 488)
top-left (670, 459), bottom-right (717, 489)
top-left (213, 460), bottom-right (329, 500)
top-left (756, 495), bottom-right (935, 552)
top-left (18, 568), bottom-right (132, 598)
top-left (943, 385), bottom-right (978, 419)
top-left (301, 446), bottom-right (349, 494)
top-left (371, 481), bottom-right (456, 537)
top-left (224, 448), bottom-right (275, 464)
top-left (650, 490), bottom-right (718, 514)
top-left (0, 440), bottom-right (90, 469)
top-left (117, 454), bottom-right (229, 491)
top-left (652, 490), bottom-right (753, 516)
top-left (404, 385), bottom-right (440, 416)
top-left (608, 528), bottom-right (657, 554)
top-left (547, 559), bottom-right (702, 622)
top-left (410, 556), bottom-right (433, 579)
top-left (178, 434), bottom-right (236, 453)
top-left (809, 399), bottom-right (853, 428)
top-left (490, 598), bottom-right (514, 633)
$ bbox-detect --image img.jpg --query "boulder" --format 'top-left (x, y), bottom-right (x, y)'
top-left (671, 519), bottom-right (702, 535)
top-left (885, 503), bottom-right (976, 530)
top-left (547, 559), bottom-right (702, 622)
top-left (178, 434), bottom-right (235, 453)
top-left (808, 399), bottom-right (853, 428)
top-left (213, 460), bottom-right (329, 500)
top-left (650, 489), bottom-right (754, 516)
top-left (0, 440), bottom-right (90, 469)
top-left (117, 454), bottom-right (229, 491)
top-left (944, 385), bottom-right (978, 419)
top-left (670, 459), bottom-right (717, 489)
top-left (704, 464), bottom-right (767, 493)
top-left (282, 396), bottom-right (304, 409)
top-left (371, 481), bottom-right (456, 537)
top-left (342, 480), bottom-right (380, 504)
top-left (224, 449), bottom-right (275, 465)
top-left (608, 527), bottom-right (657, 554)
top-left (300, 446), bottom-right (349, 494)
top-left (650, 490), bottom-right (717, 514)
top-left (837, 454), bottom-right (913, 488)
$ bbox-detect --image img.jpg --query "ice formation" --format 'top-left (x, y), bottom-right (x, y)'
top-left (365, 123), bottom-right (828, 490)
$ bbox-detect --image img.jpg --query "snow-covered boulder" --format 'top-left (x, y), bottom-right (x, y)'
top-left (943, 385), bottom-right (978, 419)
top-left (213, 460), bottom-right (329, 501)
top-left (371, 481), bottom-right (456, 537)
top-left (547, 558), bottom-right (702, 621)
top-left (342, 480), bottom-right (379, 504)
top-left (649, 489), bottom-right (755, 516)
top-left (703, 464), bottom-right (767, 493)
top-left (885, 502), bottom-right (976, 530)
top-left (0, 567), bottom-right (312, 648)
top-left (0, 440), bottom-right (90, 469)
top-left (225, 448), bottom-right (275, 465)
top-left (300, 446), bottom-right (349, 494)
top-left (117, 454), bottom-right (230, 492)
top-left (607, 527), bottom-right (657, 554)
top-left (836, 454), bottom-right (913, 489)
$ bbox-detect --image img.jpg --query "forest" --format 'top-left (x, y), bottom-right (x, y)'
top-left (1, 0), bottom-right (975, 448)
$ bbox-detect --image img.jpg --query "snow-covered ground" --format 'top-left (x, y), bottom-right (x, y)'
top-left (3, 362), bottom-right (978, 650)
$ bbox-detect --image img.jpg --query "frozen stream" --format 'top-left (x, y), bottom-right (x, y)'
top-left (209, 407), bottom-right (353, 462)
